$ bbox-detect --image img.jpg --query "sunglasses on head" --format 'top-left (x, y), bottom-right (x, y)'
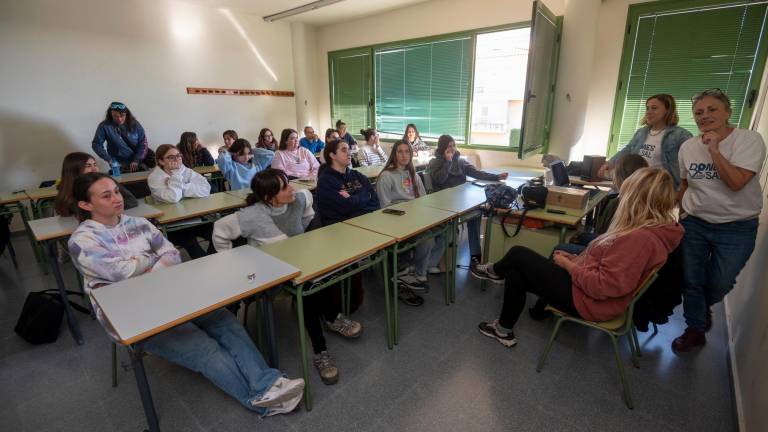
top-left (110, 102), bottom-right (127, 111)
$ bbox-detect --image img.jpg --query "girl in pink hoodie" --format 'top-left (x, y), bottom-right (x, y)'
top-left (474, 168), bottom-right (683, 347)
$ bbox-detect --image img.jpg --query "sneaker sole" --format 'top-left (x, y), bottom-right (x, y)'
top-left (398, 294), bottom-right (424, 307)
top-left (398, 279), bottom-right (430, 294)
top-left (320, 373), bottom-right (339, 385)
top-left (326, 327), bottom-right (363, 339)
top-left (251, 380), bottom-right (306, 408)
top-left (478, 327), bottom-right (517, 347)
top-left (470, 271), bottom-right (504, 283)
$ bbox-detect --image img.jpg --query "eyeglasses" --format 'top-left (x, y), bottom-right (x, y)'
top-left (163, 154), bottom-right (182, 160)
top-left (110, 102), bottom-right (127, 111)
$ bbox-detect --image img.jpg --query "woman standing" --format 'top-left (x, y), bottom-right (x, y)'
top-left (673, 89), bottom-right (766, 352)
top-left (599, 94), bottom-right (692, 188)
top-left (68, 173), bottom-right (304, 416)
top-left (91, 101), bottom-right (154, 172)
top-left (271, 128), bottom-right (320, 179)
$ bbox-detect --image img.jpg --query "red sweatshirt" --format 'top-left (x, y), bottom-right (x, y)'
top-left (570, 223), bottom-right (683, 322)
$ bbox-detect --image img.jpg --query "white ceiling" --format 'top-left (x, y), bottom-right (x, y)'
top-left (177, 0), bottom-right (431, 25)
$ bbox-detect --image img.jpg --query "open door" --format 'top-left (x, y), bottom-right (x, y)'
top-left (518, 1), bottom-right (562, 159)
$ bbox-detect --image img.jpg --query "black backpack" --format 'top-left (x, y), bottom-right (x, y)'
top-left (14, 289), bottom-right (90, 344)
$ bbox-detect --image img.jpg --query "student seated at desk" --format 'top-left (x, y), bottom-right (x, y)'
top-left (213, 168), bottom-right (362, 385)
top-left (217, 138), bottom-right (273, 190)
top-left (257, 128), bottom-right (278, 152)
top-left (474, 168), bottom-right (682, 347)
top-left (376, 140), bottom-right (432, 306)
top-left (148, 144), bottom-right (214, 259)
top-left (299, 126), bottom-right (325, 155)
top-left (177, 131), bottom-right (215, 168)
top-left (403, 123), bottom-right (431, 154)
top-left (55, 152), bottom-right (138, 217)
top-left (68, 172), bottom-right (304, 416)
top-left (335, 119), bottom-right (358, 150)
top-left (358, 128), bottom-right (388, 167)
top-left (426, 134), bottom-right (508, 275)
top-left (321, 128), bottom-right (341, 164)
top-left (272, 128), bottom-right (320, 180)
top-left (219, 129), bottom-right (238, 153)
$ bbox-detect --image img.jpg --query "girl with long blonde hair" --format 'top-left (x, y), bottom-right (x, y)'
top-left (475, 168), bottom-right (683, 348)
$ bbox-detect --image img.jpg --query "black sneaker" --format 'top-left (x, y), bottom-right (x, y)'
top-left (478, 320), bottom-right (517, 347)
top-left (471, 263), bottom-right (503, 283)
top-left (398, 285), bottom-right (424, 307)
top-left (397, 274), bottom-right (430, 293)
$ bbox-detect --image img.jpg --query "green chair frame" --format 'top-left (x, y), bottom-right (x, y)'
top-left (536, 271), bottom-right (659, 409)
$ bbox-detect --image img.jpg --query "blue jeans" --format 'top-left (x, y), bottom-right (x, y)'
top-left (428, 215), bottom-right (482, 267)
top-left (680, 215), bottom-right (758, 330)
top-left (144, 308), bottom-right (281, 414)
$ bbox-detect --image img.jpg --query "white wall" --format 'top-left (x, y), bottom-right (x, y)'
top-left (291, 22), bottom-right (321, 131)
top-left (0, 0), bottom-right (297, 192)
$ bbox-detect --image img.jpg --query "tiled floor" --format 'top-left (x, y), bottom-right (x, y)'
top-left (0, 232), bottom-right (737, 431)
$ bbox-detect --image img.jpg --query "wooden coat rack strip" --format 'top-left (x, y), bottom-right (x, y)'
top-left (187, 87), bottom-right (294, 97)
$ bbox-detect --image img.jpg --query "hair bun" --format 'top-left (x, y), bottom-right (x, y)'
top-left (360, 129), bottom-right (366, 135)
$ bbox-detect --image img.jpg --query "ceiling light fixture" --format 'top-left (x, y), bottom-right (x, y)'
top-left (263, 0), bottom-right (345, 22)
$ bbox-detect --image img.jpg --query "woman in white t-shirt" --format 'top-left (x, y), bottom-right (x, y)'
top-left (357, 128), bottom-right (388, 167)
top-left (672, 89), bottom-right (766, 352)
top-left (599, 94), bottom-right (692, 189)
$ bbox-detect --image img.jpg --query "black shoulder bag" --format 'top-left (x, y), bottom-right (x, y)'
top-left (14, 289), bottom-right (90, 344)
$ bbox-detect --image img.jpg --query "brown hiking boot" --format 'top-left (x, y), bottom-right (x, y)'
top-left (313, 351), bottom-right (339, 385)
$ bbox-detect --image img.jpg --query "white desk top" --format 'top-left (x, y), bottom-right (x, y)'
top-left (415, 183), bottom-right (488, 214)
top-left (28, 203), bottom-right (163, 241)
top-left (90, 246), bottom-right (300, 345)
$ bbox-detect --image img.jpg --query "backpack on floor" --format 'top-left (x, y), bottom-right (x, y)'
top-left (14, 289), bottom-right (90, 344)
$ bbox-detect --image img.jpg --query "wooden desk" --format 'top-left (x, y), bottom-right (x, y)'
top-left (344, 200), bottom-right (455, 345)
top-left (27, 203), bottom-right (164, 346)
top-left (0, 190), bottom-right (30, 205)
top-left (152, 192), bottom-right (245, 226)
top-left (90, 246), bottom-right (299, 432)
top-left (224, 188), bottom-right (251, 200)
top-left (353, 165), bottom-right (383, 180)
top-left (193, 165), bottom-right (220, 175)
top-left (0, 191), bottom-right (36, 267)
top-left (291, 178), bottom-right (317, 190)
top-left (259, 223), bottom-right (394, 409)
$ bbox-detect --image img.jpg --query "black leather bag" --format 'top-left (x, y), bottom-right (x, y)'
top-left (14, 289), bottom-right (89, 344)
top-left (501, 183), bottom-right (550, 238)
top-left (484, 183), bottom-right (518, 209)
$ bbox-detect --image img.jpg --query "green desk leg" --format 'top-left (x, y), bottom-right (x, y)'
top-left (294, 283), bottom-right (313, 410)
top-left (14, 202), bottom-right (46, 266)
top-left (558, 226), bottom-right (567, 243)
top-left (480, 211), bottom-right (495, 292)
top-left (382, 253), bottom-right (393, 349)
top-left (390, 245), bottom-right (400, 345)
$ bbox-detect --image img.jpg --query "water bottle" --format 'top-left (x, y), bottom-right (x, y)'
top-left (110, 160), bottom-right (121, 177)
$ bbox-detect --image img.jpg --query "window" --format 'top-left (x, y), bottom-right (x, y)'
top-left (608, 0), bottom-right (768, 156)
top-left (328, 1), bottom-right (562, 154)
top-left (375, 37), bottom-right (472, 141)
top-left (469, 28), bottom-right (530, 147)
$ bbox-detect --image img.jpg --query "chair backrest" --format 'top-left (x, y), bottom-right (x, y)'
top-left (421, 170), bottom-right (434, 193)
top-left (619, 269), bottom-right (660, 333)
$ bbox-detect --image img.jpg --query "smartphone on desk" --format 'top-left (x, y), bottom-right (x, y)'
top-left (382, 208), bottom-right (406, 216)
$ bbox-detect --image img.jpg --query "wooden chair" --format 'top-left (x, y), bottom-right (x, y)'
top-left (535, 270), bottom-right (659, 409)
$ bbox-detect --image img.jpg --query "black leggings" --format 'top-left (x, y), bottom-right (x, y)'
top-left (493, 246), bottom-right (579, 329)
top-left (302, 285), bottom-right (342, 354)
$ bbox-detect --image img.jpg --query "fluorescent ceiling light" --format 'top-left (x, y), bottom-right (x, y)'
top-left (263, 0), bottom-right (345, 22)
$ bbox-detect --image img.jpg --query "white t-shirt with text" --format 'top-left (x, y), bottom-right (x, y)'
top-left (678, 128), bottom-right (765, 223)
top-left (639, 129), bottom-right (665, 168)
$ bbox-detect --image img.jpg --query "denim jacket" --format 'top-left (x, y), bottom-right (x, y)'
top-left (610, 125), bottom-right (692, 189)
top-left (91, 120), bottom-right (148, 164)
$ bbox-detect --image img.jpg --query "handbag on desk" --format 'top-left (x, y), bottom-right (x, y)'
top-left (499, 182), bottom-right (549, 238)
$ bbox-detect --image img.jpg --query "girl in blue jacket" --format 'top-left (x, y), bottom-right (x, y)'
top-left (216, 138), bottom-right (273, 190)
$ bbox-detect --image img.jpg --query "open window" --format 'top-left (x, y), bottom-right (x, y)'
top-left (518, 1), bottom-right (562, 159)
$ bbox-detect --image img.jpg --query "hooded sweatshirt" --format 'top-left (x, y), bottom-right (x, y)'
top-left (217, 150), bottom-right (273, 190)
top-left (427, 150), bottom-right (500, 190)
top-left (68, 215), bottom-right (181, 338)
top-left (570, 223), bottom-right (683, 322)
top-left (147, 165), bottom-right (211, 203)
top-left (376, 168), bottom-right (426, 207)
top-left (316, 166), bottom-right (379, 225)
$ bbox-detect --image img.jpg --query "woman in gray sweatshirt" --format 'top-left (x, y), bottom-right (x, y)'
top-left (376, 140), bottom-right (433, 306)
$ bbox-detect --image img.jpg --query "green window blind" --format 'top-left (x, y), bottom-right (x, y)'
top-left (374, 37), bottom-right (472, 140)
top-left (330, 49), bottom-right (371, 134)
top-left (609, 1), bottom-right (768, 155)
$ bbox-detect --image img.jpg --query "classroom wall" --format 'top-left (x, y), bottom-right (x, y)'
top-left (0, 0), bottom-right (297, 193)
top-left (724, 82), bottom-right (768, 431)
top-left (291, 22), bottom-right (321, 131)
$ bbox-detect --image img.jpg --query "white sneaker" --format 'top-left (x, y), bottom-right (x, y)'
top-left (264, 391), bottom-right (303, 416)
top-left (251, 377), bottom-right (305, 408)
top-left (427, 266), bottom-right (442, 275)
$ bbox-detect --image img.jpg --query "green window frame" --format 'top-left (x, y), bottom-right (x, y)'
top-left (607, 0), bottom-right (768, 157)
top-left (327, 16), bottom-right (562, 153)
